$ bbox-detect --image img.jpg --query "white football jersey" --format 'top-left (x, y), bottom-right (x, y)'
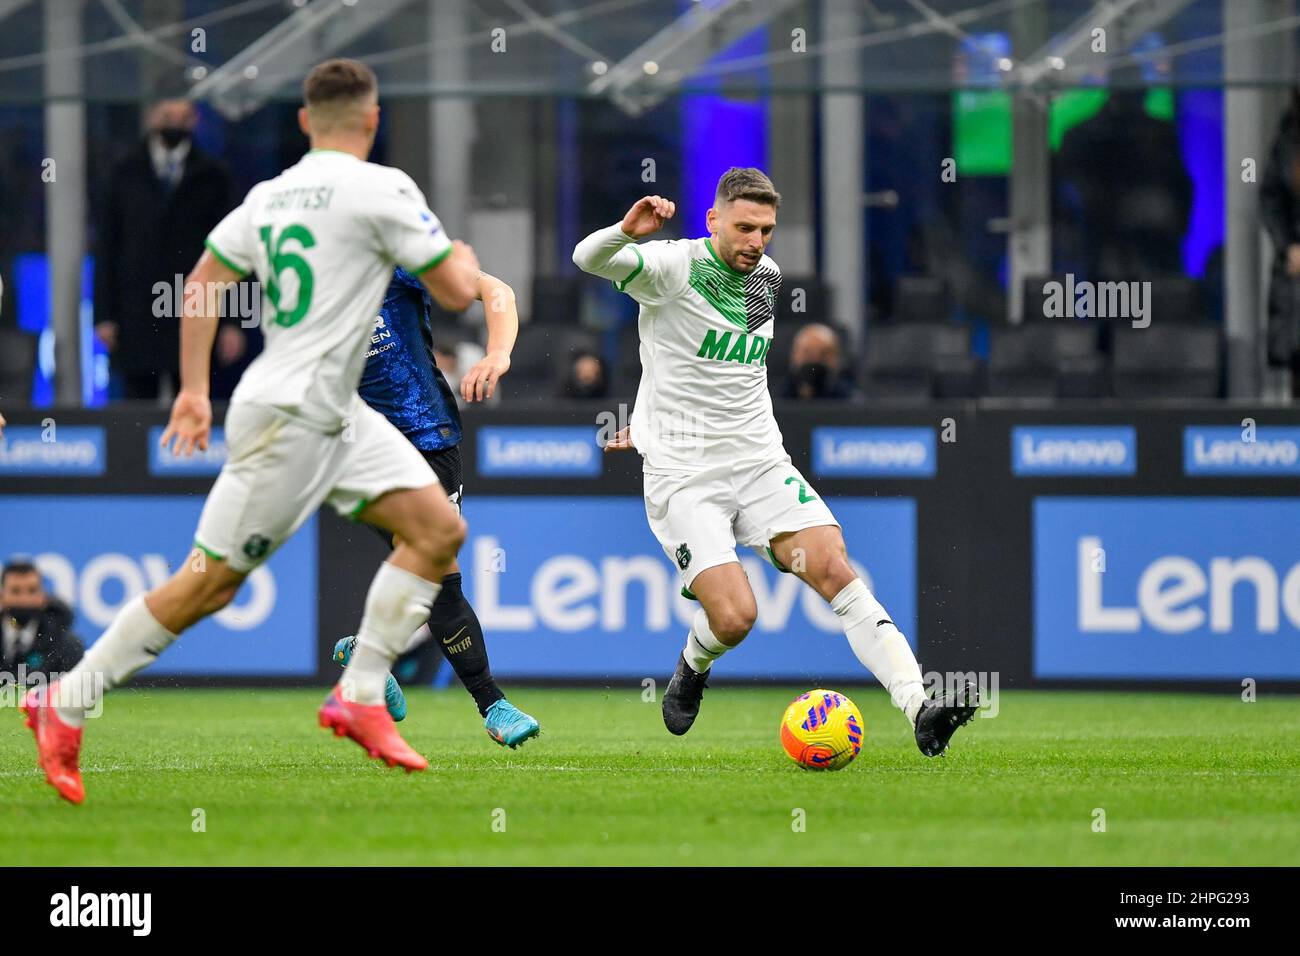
top-left (205, 149), bottom-right (452, 430)
top-left (617, 235), bottom-right (784, 474)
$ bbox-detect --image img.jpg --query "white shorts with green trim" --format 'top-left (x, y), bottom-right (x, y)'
top-left (193, 400), bottom-right (436, 572)
top-left (643, 453), bottom-right (839, 593)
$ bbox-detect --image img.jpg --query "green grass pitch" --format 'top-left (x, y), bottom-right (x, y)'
top-left (4, 687), bottom-right (1297, 866)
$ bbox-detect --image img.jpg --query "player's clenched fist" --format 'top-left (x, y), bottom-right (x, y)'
top-left (621, 195), bottom-right (676, 239)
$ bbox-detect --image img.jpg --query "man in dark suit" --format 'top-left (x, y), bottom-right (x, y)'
top-left (93, 98), bottom-right (239, 401)
top-left (1, 559), bottom-right (83, 682)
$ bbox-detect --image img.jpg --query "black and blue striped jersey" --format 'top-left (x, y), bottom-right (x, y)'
top-left (357, 267), bottom-right (462, 452)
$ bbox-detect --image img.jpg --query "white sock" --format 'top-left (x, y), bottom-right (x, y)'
top-left (343, 562), bottom-right (440, 705)
top-left (400, 622), bottom-right (432, 655)
top-left (832, 579), bottom-right (927, 725)
top-left (55, 595), bottom-right (178, 728)
top-left (682, 608), bottom-right (729, 674)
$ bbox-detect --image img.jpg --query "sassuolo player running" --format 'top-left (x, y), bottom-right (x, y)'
top-left (329, 265), bottom-right (540, 748)
top-left (22, 59), bottom-right (481, 802)
top-left (573, 168), bottom-right (978, 757)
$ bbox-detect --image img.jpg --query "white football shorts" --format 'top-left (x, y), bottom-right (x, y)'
top-left (643, 453), bottom-right (839, 592)
top-left (193, 400), bottom-right (436, 572)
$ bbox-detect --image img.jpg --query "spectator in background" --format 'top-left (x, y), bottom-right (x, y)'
top-left (93, 98), bottom-right (237, 401)
top-left (782, 323), bottom-right (858, 401)
top-left (1055, 69), bottom-right (1192, 279)
top-left (1, 559), bottom-right (83, 683)
top-left (560, 348), bottom-right (609, 399)
top-left (434, 336), bottom-right (493, 407)
top-left (1262, 89), bottom-right (1300, 397)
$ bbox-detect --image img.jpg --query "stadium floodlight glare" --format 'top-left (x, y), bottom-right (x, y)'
top-left (1016, 0), bottom-right (1193, 90)
top-left (189, 0), bottom-right (416, 120)
top-left (587, 0), bottom-right (800, 117)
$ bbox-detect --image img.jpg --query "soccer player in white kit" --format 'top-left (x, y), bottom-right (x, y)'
top-left (23, 59), bottom-right (481, 803)
top-left (573, 168), bottom-right (978, 758)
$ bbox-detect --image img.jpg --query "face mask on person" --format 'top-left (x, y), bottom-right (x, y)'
top-left (793, 362), bottom-right (831, 396)
top-left (155, 126), bottom-right (192, 149)
top-left (5, 606), bottom-right (37, 627)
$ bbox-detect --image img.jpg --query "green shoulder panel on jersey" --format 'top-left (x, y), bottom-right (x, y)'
top-left (204, 238), bottom-right (249, 278)
top-left (688, 253), bottom-right (748, 330)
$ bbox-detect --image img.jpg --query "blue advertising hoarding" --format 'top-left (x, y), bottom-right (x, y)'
top-left (1183, 426), bottom-right (1300, 476)
top-left (477, 426), bottom-right (602, 478)
top-left (1034, 497), bottom-right (1300, 679)
top-left (458, 495), bottom-right (916, 680)
top-left (1012, 426), bottom-right (1136, 476)
top-left (811, 427), bottom-right (936, 478)
top-left (148, 426), bottom-right (228, 476)
top-left (0, 495), bottom-right (317, 676)
top-left (0, 426), bottom-right (106, 476)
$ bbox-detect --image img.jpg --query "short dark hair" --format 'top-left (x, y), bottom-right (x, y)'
top-left (2, 559), bottom-right (39, 584)
top-left (303, 58), bottom-right (377, 110)
top-left (715, 167), bottom-right (781, 209)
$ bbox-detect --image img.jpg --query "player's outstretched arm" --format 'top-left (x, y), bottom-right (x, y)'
top-left (418, 239), bottom-right (480, 313)
top-left (571, 195), bottom-right (676, 282)
top-left (160, 249), bottom-right (241, 457)
top-left (460, 271), bottom-right (517, 402)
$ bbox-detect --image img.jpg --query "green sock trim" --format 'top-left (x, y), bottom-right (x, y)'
top-left (192, 538), bottom-right (225, 561)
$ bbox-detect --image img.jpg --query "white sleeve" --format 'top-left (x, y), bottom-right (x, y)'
top-left (205, 200), bottom-right (255, 276)
top-left (369, 171), bottom-right (454, 273)
top-left (572, 224), bottom-right (684, 306)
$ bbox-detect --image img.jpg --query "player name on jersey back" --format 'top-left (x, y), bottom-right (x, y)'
top-left (204, 150), bottom-right (452, 431)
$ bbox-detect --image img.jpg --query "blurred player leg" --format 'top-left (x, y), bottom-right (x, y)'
top-left (53, 554), bottom-right (246, 730)
top-left (316, 480), bottom-right (462, 772)
top-left (344, 482), bottom-right (464, 707)
top-left (334, 437), bottom-right (539, 744)
top-left (23, 553), bottom-right (247, 803)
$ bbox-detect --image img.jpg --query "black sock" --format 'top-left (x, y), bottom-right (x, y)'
top-left (428, 573), bottom-right (505, 717)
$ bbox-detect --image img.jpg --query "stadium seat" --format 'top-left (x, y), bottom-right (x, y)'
top-left (775, 275), bottom-right (832, 323)
top-left (892, 275), bottom-right (953, 324)
top-left (1021, 275), bottom-right (1069, 323)
top-left (530, 275), bottom-right (582, 325)
top-left (1053, 323), bottom-right (1108, 398)
top-left (862, 322), bottom-right (979, 400)
top-left (1110, 324), bottom-right (1221, 399)
top-left (1147, 276), bottom-right (1206, 325)
top-left (986, 324), bottom-right (1105, 399)
top-left (507, 323), bottom-right (600, 398)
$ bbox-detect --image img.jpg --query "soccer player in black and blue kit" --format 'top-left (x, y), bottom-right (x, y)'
top-left (332, 264), bottom-right (540, 748)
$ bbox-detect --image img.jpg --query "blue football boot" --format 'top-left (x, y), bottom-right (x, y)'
top-left (484, 699), bottom-right (540, 749)
top-left (332, 636), bottom-right (408, 723)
